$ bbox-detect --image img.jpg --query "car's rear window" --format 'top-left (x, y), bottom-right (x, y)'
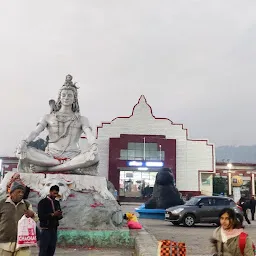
top-left (214, 198), bottom-right (235, 206)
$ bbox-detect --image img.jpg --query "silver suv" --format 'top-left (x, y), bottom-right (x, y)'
top-left (165, 196), bottom-right (243, 227)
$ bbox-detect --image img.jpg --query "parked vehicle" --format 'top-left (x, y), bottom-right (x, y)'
top-left (165, 196), bottom-right (243, 227)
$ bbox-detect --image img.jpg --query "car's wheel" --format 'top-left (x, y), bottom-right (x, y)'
top-left (172, 222), bottom-right (180, 226)
top-left (183, 214), bottom-right (195, 227)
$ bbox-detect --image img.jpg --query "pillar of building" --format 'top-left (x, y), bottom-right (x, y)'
top-left (228, 171), bottom-right (232, 196)
top-left (252, 173), bottom-right (255, 196)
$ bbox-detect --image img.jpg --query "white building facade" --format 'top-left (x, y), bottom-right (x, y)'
top-left (96, 95), bottom-right (215, 199)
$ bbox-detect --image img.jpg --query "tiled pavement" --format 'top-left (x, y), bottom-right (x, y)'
top-left (34, 203), bottom-right (256, 255)
top-left (122, 203), bottom-right (256, 256)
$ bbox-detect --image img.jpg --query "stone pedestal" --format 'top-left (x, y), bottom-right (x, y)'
top-left (0, 172), bottom-right (123, 230)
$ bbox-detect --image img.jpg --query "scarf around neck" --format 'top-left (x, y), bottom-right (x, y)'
top-left (221, 227), bottom-right (244, 243)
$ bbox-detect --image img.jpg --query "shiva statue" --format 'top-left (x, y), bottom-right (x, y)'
top-left (16, 75), bottom-right (99, 174)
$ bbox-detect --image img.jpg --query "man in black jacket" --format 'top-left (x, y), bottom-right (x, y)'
top-left (38, 185), bottom-right (63, 256)
top-left (238, 196), bottom-right (251, 224)
top-left (250, 195), bottom-right (256, 221)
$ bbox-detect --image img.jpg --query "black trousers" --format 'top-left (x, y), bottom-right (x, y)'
top-left (251, 210), bottom-right (255, 220)
top-left (243, 210), bottom-right (251, 224)
top-left (38, 229), bottom-right (57, 256)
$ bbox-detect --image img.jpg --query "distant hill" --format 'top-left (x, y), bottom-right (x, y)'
top-left (216, 145), bottom-right (256, 163)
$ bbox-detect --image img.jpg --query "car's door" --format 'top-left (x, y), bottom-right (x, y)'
top-left (210, 198), bottom-right (229, 222)
top-left (197, 197), bottom-right (215, 222)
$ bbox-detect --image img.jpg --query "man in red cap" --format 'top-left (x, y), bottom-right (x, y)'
top-left (0, 181), bottom-right (38, 256)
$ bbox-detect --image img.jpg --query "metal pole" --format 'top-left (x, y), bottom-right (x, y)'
top-left (143, 137), bottom-right (146, 160)
top-left (159, 145), bottom-right (162, 160)
top-left (0, 159), bottom-right (2, 182)
top-left (227, 163), bottom-right (232, 196)
top-left (252, 173), bottom-right (255, 196)
top-left (228, 171), bottom-right (232, 196)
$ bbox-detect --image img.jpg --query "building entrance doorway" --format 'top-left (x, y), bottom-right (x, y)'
top-left (119, 169), bottom-right (158, 198)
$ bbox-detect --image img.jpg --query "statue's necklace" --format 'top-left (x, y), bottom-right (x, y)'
top-left (55, 113), bottom-right (75, 123)
top-left (55, 113), bottom-right (76, 137)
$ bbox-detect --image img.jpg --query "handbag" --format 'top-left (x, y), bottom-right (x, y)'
top-left (17, 215), bottom-right (37, 249)
top-left (157, 240), bottom-right (186, 256)
top-left (24, 200), bottom-right (41, 241)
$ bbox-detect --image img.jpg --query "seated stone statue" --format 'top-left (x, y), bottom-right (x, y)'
top-left (16, 74), bottom-right (99, 174)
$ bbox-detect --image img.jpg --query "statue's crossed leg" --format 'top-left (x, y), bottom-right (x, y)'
top-left (19, 146), bottom-right (99, 173)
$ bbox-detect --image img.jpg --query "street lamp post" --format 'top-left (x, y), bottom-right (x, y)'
top-left (252, 171), bottom-right (256, 196)
top-left (0, 159), bottom-right (2, 182)
top-left (227, 163), bottom-right (232, 196)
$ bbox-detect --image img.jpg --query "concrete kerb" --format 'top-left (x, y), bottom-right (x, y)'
top-left (130, 227), bottom-right (158, 256)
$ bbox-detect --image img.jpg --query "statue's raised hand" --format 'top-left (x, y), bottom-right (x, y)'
top-left (90, 143), bottom-right (98, 152)
top-left (16, 140), bottom-right (28, 159)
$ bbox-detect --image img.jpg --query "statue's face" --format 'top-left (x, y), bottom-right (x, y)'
top-left (66, 75), bottom-right (72, 81)
top-left (60, 89), bottom-right (74, 106)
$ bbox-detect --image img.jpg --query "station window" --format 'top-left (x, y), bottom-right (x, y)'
top-left (120, 142), bottom-right (164, 160)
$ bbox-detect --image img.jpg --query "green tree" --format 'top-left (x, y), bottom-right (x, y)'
top-left (241, 180), bottom-right (255, 198)
top-left (213, 177), bottom-right (228, 195)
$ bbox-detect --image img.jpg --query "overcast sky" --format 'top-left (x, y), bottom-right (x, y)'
top-left (1, 1), bottom-right (256, 156)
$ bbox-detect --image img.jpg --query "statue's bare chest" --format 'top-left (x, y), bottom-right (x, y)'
top-left (47, 114), bottom-right (82, 131)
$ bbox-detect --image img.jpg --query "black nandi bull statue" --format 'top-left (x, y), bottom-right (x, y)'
top-left (145, 167), bottom-right (184, 209)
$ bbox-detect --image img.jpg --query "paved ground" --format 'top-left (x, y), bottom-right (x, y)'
top-left (122, 203), bottom-right (256, 256)
top-left (31, 247), bottom-right (133, 255)
top-left (29, 203), bottom-right (256, 255)
top-left (140, 219), bottom-right (256, 255)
